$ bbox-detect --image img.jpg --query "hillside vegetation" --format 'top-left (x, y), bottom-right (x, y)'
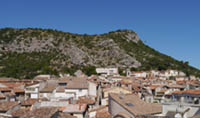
top-left (0, 28), bottom-right (199, 79)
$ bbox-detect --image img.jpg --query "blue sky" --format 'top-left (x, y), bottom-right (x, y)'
top-left (0, 0), bottom-right (200, 69)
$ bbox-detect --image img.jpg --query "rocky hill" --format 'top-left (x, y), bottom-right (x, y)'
top-left (0, 28), bottom-right (199, 79)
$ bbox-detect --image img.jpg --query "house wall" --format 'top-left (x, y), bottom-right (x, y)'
top-left (65, 89), bottom-right (88, 99)
top-left (74, 114), bottom-right (84, 118)
top-left (88, 111), bottom-right (96, 118)
top-left (104, 88), bottom-right (131, 98)
top-left (54, 92), bottom-right (69, 98)
top-left (134, 72), bottom-right (147, 78)
top-left (101, 98), bottom-right (108, 106)
top-left (96, 68), bottom-right (118, 75)
top-left (38, 101), bottom-right (69, 107)
top-left (25, 84), bottom-right (39, 99)
top-left (162, 103), bottom-right (200, 118)
top-left (39, 92), bottom-right (53, 98)
top-left (26, 86), bottom-right (39, 93)
top-left (109, 96), bottom-right (134, 118)
top-left (88, 82), bottom-right (97, 97)
top-left (31, 93), bottom-right (38, 99)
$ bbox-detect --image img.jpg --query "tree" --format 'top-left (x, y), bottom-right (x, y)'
top-left (82, 66), bottom-right (97, 76)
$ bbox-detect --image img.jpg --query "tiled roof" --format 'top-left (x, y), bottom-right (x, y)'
top-left (96, 111), bottom-right (110, 118)
top-left (56, 86), bottom-right (65, 92)
top-left (76, 97), bottom-right (95, 105)
top-left (40, 84), bottom-right (57, 93)
top-left (13, 88), bottom-right (25, 93)
top-left (172, 90), bottom-right (200, 95)
top-left (25, 82), bottom-right (39, 86)
top-left (0, 87), bottom-right (11, 92)
top-left (0, 101), bottom-right (19, 111)
top-left (3, 82), bottom-right (24, 88)
top-left (57, 112), bottom-right (77, 118)
top-left (4, 92), bottom-right (15, 97)
top-left (148, 85), bottom-right (163, 90)
top-left (23, 107), bottom-right (59, 118)
top-left (109, 93), bottom-right (162, 116)
top-left (21, 98), bottom-right (38, 106)
top-left (65, 78), bottom-right (88, 89)
top-left (11, 108), bottom-right (30, 117)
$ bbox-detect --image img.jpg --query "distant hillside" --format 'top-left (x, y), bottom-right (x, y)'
top-left (0, 28), bottom-right (199, 79)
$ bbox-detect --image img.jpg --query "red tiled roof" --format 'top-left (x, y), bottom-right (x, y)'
top-left (172, 90), bottom-right (200, 95)
top-left (13, 88), bottom-right (25, 93)
top-left (3, 82), bottom-right (24, 88)
top-left (21, 98), bottom-right (38, 106)
top-left (109, 93), bottom-right (162, 116)
top-left (96, 111), bottom-right (110, 118)
top-left (0, 87), bottom-right (11, 92)
top-left (11, 108), bottom-right (30, 117)
top-left (23, 107), bottom-right (59, 118)
top-left (77, 97), bottom-right (95, 105)
top-left (0, 101), bottom-right (19, 111)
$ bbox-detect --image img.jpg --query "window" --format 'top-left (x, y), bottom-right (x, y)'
top-left (79, 89), bottom-right (82, 92)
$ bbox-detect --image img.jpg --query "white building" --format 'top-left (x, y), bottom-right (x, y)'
top-left (88, 81), bottom-right (97, 97)
top-left (64, 78), bottom-right (89, 100)
top-left (96, 68), bottom-right (118, 76)
top-left (25, 83), bottom-right (41, 99)
top-left (162, 102), bottom-right (200, 118)
top-left (132, 71), bottom-right (148, 78)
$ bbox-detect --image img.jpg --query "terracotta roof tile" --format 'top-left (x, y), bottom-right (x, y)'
top-left (4, 92), bottom-right (15, 97)
top-left (96, 111), bottom-right (110, 118)
top-left (65, 78), bottom-right (88, 89)
top-left (11, 108), bottom-right (30, 117)
top-left (172, 90), bottom-right (200, 95)
top-left (13, 88), bottom-right (25, 93)
top-left (56, 86), bottom-right (65, 92)
top-left (57, 112), bottom-right (77, 118)
top-left (109, 93), bottom-right (162, 116)
top-left (0, 101), bottom-right (19, 112)
top-left (76, 97), bottom-right (95, 105)
top-left (40, 84), bottom-right (57, 93)
top-left (21, 98), bottom-right (38, 106)
top-left (3, 82), bottom-right (24, 88)
top-left (0, 87), bottom-right (11, 92)
top-left (23, 107), bottom-right (59, 118)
